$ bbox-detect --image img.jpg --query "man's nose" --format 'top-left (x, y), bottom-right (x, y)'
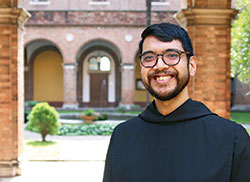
top-left (153, 55), bottom-right (169, 70)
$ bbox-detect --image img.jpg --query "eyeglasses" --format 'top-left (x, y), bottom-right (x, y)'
top-left (139, 49), bottom-right (190, 68)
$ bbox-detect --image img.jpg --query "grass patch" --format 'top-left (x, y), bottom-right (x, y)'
top-left (26, 140), bottom-right (57, 147)
top-left (24, 139), bottom-right (61, 160)
top-left (230, 112), bottom-right (250, 124)
top-left (247, 128), bottom-right (250, 136)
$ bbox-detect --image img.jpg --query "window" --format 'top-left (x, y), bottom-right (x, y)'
top-left (89, 57), bottom-right (99, 71)
top-left (100, 56), bottom-right (111, 71)
top-left (88, 56), bottom-right (111, 72)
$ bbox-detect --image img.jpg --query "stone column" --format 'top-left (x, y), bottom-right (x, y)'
top-left (120, 63), bottom-right (135, 107)
top-left (62, 63), bottom-right (78, 109)
top-left (175, 3), bottom-right (238, 119)
top-left (0, 4), bottom-right (30, 177)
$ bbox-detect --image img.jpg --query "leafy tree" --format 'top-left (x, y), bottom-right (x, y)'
top-left (231, 0), bottom-right (250, 86)
top-left (27, 102), bottom-right (60, 142)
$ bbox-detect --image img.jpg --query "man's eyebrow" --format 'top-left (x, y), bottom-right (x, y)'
top-left (164, 48), bottom-right (183, 53)
top-left (141, 50), bottom-right (155, 55)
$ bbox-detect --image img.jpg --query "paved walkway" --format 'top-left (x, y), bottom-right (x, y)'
top-left (1, 126), bottom-right (112, 182)
top-left (242, 124), bottom-right (250, 129)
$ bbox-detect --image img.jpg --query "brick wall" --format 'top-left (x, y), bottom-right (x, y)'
top-left (188, 25), bottom-right (231, 118)
top-left (24, 0), bottom-right (237, 118)
top-left (0, 1), bottom-right (29, 176)
top-left (0, 22), bottom-right (21, 178)
top-left (176, 0), bottom-right (237, 119)
top-left (26, 11), bottom-right (177, 26)
top-left (24, 0), bottom-right (181, 11)
top-left (24, 11), bottom-right (177, 106)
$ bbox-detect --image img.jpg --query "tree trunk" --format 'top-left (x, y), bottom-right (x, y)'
top-left (41, 132), bottom-right (47, 142)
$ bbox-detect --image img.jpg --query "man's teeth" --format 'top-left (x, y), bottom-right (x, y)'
top-left (156, 76), bottom-right (171, 81)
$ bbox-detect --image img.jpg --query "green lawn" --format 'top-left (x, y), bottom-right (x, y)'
top-left (247, 129), bottom-right (250, 135)
top-left (230, 112), bottom-right (250, 124)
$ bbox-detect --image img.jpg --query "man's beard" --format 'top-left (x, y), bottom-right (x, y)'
top-left (142, 68), bottom-right (190, 101)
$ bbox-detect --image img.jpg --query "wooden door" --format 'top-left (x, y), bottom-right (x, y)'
top-left (90, 73), bottom-right (109, 107)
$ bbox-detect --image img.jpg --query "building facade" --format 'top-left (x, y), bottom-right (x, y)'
top-left (23, 0), bottom-right (246, 116)
top-left (23, 0), bottom-right (181, 109)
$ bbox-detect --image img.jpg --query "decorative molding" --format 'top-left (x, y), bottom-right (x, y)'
top-left (0, 8), bottom-right (30, 29)
top-left (0, 160), bottom-right (21, 177)
top-left (29, 1), bottom-right (51, 6)
top-left (175, 8), bottom-right (238, 27)
top-left (25, 11), bottom-right (176, 26)
top-left (121, 63), bottom-right (135, 70)
top-left (125, 34), bottom-right (133, 42)
top-left (89, 1), bottom-right (110, 5)
top-left (18, 8), bottom-right (31, 29)
top-left (63, 63), bottom-right (77, 69)
top-left (66, 33), bottom-right (74, 42)
top-left (151, 2), bottom-right (170, 6)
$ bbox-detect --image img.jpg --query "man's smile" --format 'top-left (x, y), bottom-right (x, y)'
top-left (148, 71), bottom-right (176, 85)
top-left (155, 75), bottom-right (172, 81)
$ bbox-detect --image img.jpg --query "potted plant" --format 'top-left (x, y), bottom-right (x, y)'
top-left (80, 109), bottom-right (96, 124)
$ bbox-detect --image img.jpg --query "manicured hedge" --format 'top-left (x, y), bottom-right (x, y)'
top-left (58, 124), bottom-right (117, 136)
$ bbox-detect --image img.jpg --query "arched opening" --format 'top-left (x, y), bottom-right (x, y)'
top-left (77, 40), bottom-right (121, 107)
top-left (25, 40), bottom-right (63, 107)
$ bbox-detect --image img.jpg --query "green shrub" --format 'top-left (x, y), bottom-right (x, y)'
top-left (27, 102), bottom-right (60, 142)
top-left (95, 113), bottom-right (108, 121)
top-left (25, 100), bottom-right (41, 108)
top-left (83, 109), bottom-right (96, 116)
top-left (115, 104), bottom-right (142, 113)
top-left (58, 124), bottom-right (116, 136)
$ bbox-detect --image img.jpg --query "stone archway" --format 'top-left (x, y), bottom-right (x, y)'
top-left (82, 51), bottom-right (116, 107)
top-left (76, 40), bottom-right (121, 108)
top-left (25, 41), bottom-right (64, 107)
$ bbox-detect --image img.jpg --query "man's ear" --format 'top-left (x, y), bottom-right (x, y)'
top-left (189, 56), bottom-right (197, 76)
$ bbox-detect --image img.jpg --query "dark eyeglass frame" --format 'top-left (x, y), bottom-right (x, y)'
top-left (139, 49), bottom-right (190, 68)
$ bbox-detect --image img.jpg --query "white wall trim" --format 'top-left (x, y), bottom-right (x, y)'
top-left (89, 1), bottom-right (110, 5)
top-left (151, 2), bottom-right (170, 6)
top-left (29, 1), bottom-right (51, 6)
top-left (121, 64), bottom-right (135, 70)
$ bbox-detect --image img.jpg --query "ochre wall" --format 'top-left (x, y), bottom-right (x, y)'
top-left (33, 50), bottom-right (63, 102)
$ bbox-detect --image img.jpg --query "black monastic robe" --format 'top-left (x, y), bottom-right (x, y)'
top-left (103, 99), bottom-right (250, 182)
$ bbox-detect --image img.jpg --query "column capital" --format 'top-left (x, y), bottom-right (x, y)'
top-left (0, 8), bottom-right (30, 29)
top-left (121, 63), bottom-right (135, 70)
top-left (175, 8), bottom-right (238, 27)
top-left (62, 63), bottom-right (77, 69)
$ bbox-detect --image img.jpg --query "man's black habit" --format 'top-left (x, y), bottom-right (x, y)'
top-left (103, 99), bottom-right (250, 182)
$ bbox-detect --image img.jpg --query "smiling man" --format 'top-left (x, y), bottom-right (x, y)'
top-left (103, 23), bottom-right (250, 182)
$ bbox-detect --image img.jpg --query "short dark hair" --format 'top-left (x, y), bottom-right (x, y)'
top-left (139, 23), bottom-right (194, 59)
